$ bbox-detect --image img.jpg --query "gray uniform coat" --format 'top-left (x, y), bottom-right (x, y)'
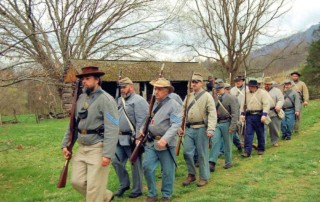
top-left (62, 87), bottom-right (119, 158)
top-left (118, 93), bottom-right (148, 146)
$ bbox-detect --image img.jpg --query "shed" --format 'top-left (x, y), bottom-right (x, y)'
top-left (63, 59), bottom-right (212, 112)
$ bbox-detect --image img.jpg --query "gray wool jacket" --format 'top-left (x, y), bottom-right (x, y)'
top-left (61, 87), bottom-right (119, 158)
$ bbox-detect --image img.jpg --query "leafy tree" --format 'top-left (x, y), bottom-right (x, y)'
top-left (301, 39), bottom-right (320, 96)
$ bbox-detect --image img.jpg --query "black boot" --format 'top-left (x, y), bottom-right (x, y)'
top-left (209, 161), bottom-right (216, 172)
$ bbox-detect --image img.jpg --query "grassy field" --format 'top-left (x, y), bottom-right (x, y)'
top-left (1, 100), bottom-right (320, 202)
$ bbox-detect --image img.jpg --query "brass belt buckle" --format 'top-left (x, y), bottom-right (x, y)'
top-left (155, 135), bottom-right (161, 140)
top-left (81, 129), bottom-right (87, 135)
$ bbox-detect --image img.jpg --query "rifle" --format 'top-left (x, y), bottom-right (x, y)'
top-left (176, 71), bottom-right (193, 156)
top-left (241, 71), bottom-right (247, 141)
top-left (115, 69), bottom-right (122, 101)
top-left (130, 64), bottom-right (165, 163)
top-left (57, 79), bottom-right (81, 188)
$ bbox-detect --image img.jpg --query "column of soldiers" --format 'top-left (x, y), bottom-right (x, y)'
top-left (61, 66), bottom-right (308, 202)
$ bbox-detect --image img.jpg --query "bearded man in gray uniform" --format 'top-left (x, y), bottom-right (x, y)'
top-left (264, 77), bottom-right (284, 147)
top-left (112, 77), bottom-right (148, 198)
top-left (142, 78), bottom-right (181, 202)
top-left (61, 66), bottom-right (119, 202)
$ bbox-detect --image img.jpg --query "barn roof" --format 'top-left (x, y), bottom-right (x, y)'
top-left (64, 59), bottom-right (212, 83)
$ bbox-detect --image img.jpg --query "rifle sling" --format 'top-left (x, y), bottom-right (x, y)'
top-left (217, 96), bottom-right (232, 119)
top-left (187, 91), bottom-right (206, 113)
top-left (152, 96), bottom-right (171, 116)
top-left (121, 97), bottom-right (136, 134)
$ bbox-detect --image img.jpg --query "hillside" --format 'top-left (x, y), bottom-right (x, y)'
top-left (249, 23), bottom-right (320, 76)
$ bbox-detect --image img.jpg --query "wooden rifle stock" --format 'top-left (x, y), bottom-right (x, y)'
top-left (176, 72), bottom-right (193, 156)
top-left (129, 64), bottom-right (164, 163)
top-left (57, 79), bottom-right (81, 188)
top-left (129, 114), bottom-right (152, 163)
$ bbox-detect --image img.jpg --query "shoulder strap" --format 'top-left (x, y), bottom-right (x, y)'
top-left (187, 91), bottom-right (206, 112)
top-left (236, 87), bottom-right (244, 97)
top-left (121, 97), bottom-right (136, 134)
top-left (85, 90), bottom-right (103, 108)
top-left (266, 90), bottom-right (276, 106)
top-left (152, 96), bottom-right (171, 116)
top-left (217, 97), bottom-right (232, 118)
top-left (285, 91), bottom-right (294, 106)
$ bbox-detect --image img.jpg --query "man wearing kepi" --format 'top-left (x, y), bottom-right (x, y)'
top-left (209, 79), bottom-right (239, 171)
top-left (180, 73), bottom-right (217, 187)
top-left (240, 80), bottom-right (269, 157)
top-left (290, 71), bottom-right (309, 133)
top-left (281, 79), bottom-right (301, 140)
top-left (61, 66), bottom-right (118, 202)
top-left (112, 77), bottom-right (148, 198)
top-left (142, 78), bottom-right (181, 202)
top-left (264, 77), bottom-right (284, 147)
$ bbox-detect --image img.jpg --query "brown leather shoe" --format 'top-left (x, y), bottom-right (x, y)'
top-left (258, 150), bottom-right (264, 155)
top-left (241, 153), bottom-right (250, 158)
top-left (160, 197), bottom-right (171, 202)
top-left (197, 179), bottom-right (208, 187)
top-left (182, 174), bottom-right (196, 186)
top-left (252, 144), bottom-right (258, 150)
top-left (144, 196), bottom-right (158, 202)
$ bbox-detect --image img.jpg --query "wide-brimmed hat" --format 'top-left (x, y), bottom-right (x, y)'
top-left (150, 78), bottom-right (174, 91)
top-left (224, 83), bottom-right (231, 89)
top-left (264, 77), bottom-right (273, 84)
top-left (290, 71), bottom-right (301, 77)
top-left (284, 79), bottom-right (292, 84)
top-left (76, 66), bottom-right (105, 78)
top-left (234, 75), bottom-right (245, 82)
top-left (192, 73), bottom-right (203, 82)
top-left (247, 80), bottom-right (258, 87)
top-left (118, 77), bottom-right (133, 86)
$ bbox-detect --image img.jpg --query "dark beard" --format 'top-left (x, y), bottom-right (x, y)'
top-left (83, 87), bottom-right (94, 96)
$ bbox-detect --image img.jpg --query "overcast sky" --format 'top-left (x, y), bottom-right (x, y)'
top-left (276, 0), bottom-right (320, 36)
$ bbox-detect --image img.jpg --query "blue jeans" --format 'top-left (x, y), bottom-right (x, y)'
top-left (209, 122), bottom-right (232, 165)
top-left (183, 127), bottom-right (210, 180)
top-left (244, 114), bottom-right (265, 155)
top-left (281, 109), bottom-right (295, 138)
top-left (112, 144), bottom-right (143, 194)
top-left (143, 145), bottom-right (176, 198)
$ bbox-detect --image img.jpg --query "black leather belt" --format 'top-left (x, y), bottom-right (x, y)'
top-left (217, 117), bottom-right (230, 123)
top-left (246, 110), bottom-right (262, 115)
top-left (283, 107), bottom-right (294, 111)
top-left (270, 107), bottom-right (275, 110)
top-left (120, 132), bottom-right (132, 135)
top-left (78, 128), bottom-right (104, 135)
top-left (186, 121), bottom-right (205, 128)
top-left (147, 132), bottom-right (162, 142)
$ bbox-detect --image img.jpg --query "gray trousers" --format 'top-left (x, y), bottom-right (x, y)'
top-left (294, 106), bottom-right (302, 133)
top-left (265, 116), bottom-right (281, 144)
top-left (112, 144), bottom-right (143, 194)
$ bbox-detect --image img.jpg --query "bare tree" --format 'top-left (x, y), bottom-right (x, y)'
top-left (178, 0), bottom-right (290, 79)
top-left (0, 0), bottom-right (179, 90)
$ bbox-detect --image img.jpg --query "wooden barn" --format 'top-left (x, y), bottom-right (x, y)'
top-left (63, 59), bottom-right (211, 112)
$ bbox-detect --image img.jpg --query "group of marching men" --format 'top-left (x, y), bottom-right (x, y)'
top-left (61, 66), bottom-right (309, 202)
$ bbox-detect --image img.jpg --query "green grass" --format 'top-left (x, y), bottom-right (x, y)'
top-left (1, 101), bottom-right (320, 202)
